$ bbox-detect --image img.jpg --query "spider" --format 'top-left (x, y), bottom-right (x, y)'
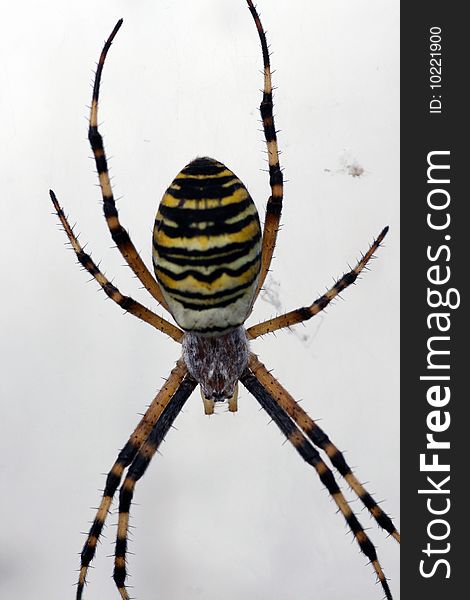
top-left (50, 2), bottom-right (399, 599)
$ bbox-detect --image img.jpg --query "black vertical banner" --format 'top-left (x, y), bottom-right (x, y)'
top-left (401, 3), bottom-right (466, 599)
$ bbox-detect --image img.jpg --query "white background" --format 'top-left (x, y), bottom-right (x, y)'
top-left (0, 1), bottom-right (399, 599)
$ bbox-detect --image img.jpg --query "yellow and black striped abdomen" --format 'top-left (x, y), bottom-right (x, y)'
top-left (153, 157), bottom-right (261, 335)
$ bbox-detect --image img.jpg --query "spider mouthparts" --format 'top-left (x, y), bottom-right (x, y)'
top-left (228, 383), bottom-right (239, 413)
top-left (199, 383), bottom-right (239, 415)
top-left (200, 388), bottom-right (215, 415)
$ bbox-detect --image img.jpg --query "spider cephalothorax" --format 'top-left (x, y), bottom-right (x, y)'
top-left (50, 3), bottom-right (399, 599)
top-left (182, 326), bottom-right (249, 413)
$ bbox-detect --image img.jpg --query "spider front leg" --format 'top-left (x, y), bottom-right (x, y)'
top-left (113, 374), bottom-right (197, 600)
top-left (76, 359), bottom-right (188, 599)
top-left (240, 368), bottom-right (394, 600)
top-left (247, 226), bottom-right (388, 339)
top-left (248, 353), bottom-right (400, 542)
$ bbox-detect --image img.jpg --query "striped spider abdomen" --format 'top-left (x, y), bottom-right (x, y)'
top-left (153, 157), bottom-right (262, 336)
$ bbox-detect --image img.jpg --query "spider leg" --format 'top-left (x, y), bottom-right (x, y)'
top-left (113, 373), bottom-right (197, 600)
top-left (75, 359), bottom-right (188, 599)
top-left (88, 19), bottom-right (169, 310)
top-left (248, 354), bottom-right (400, 542)
top-left (50, 191), bottom-right (183, 342)
top-left (247, 1), bottom-right (283, 299)
top-left (240, 367), bottom-right (394, 600)
top-left (247, 226), bottom-right (388, 339)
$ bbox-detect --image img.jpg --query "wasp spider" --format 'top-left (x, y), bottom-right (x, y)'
top-left (50, 2), bottom-right (399, 598)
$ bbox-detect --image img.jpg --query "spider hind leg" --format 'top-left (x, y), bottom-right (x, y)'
top-left (246, 0), bottom-right (284, 299)
top-left (87, 19), bottom-right (169, 310)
